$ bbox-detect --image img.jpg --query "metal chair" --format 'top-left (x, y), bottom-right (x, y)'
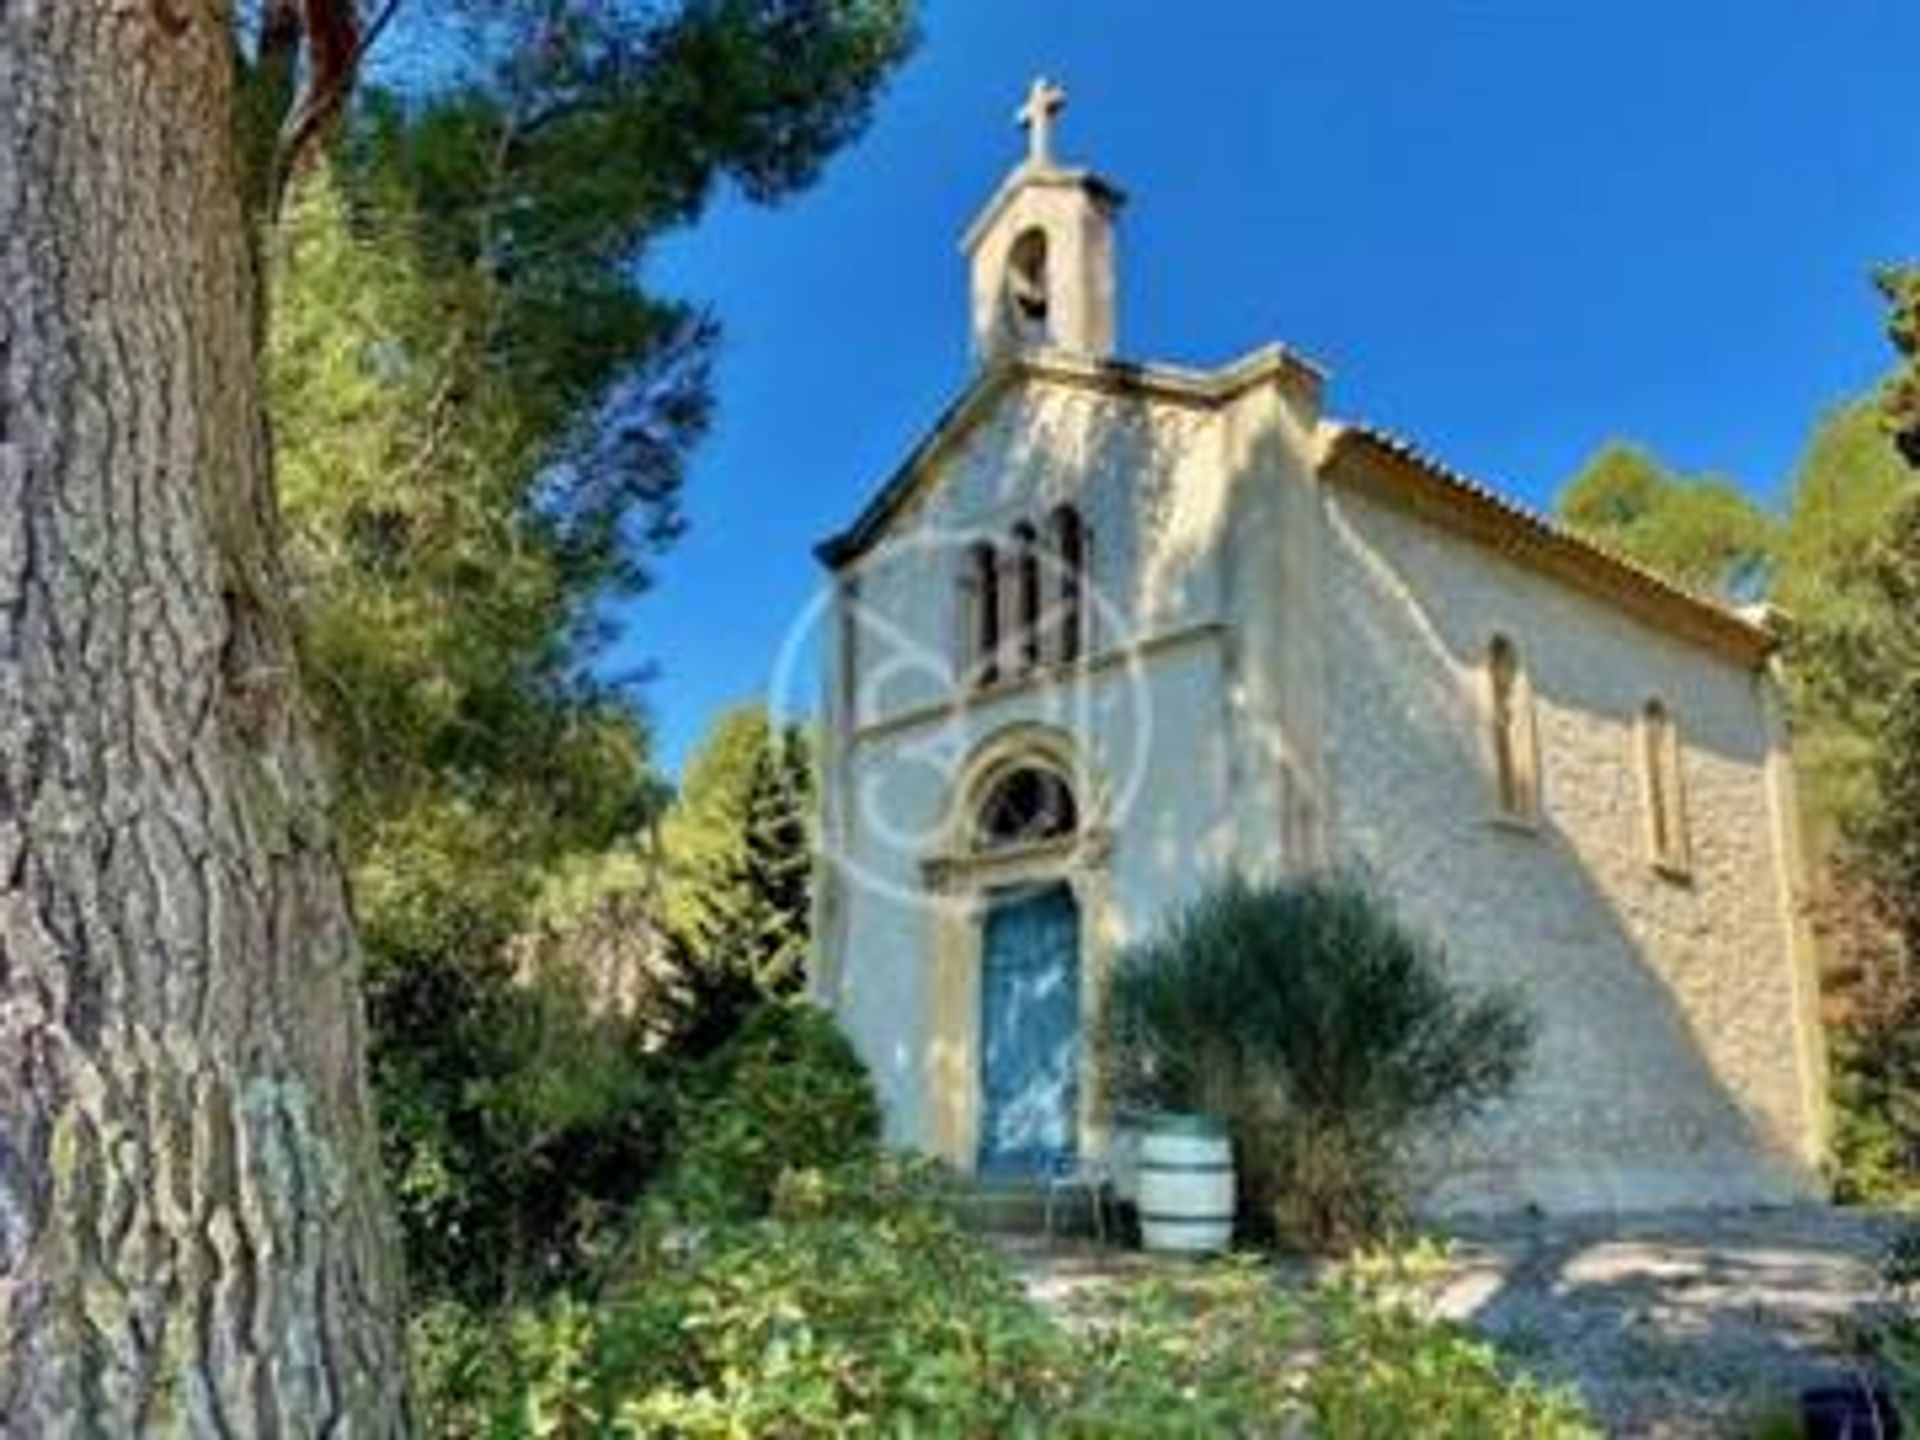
top-left (1043, 1154), bottom-right (1114, 1243)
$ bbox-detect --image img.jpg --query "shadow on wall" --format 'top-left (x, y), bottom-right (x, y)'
top-left (830, 375), bottom-right (1242, 1157)
top-left (839, 372), bottom-right (1812, 1216)
top-left (1294, 435), bottom-right (1812, 1213)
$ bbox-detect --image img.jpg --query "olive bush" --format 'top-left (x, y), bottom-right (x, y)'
top-left (1102, 870), bottom-right (1534, 1249)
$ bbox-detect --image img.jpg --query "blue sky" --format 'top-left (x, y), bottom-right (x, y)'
top-left (608, 1), bottom-right (1920, 772)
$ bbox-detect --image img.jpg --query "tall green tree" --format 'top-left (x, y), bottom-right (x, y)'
top-left (1, 4), bottom-right (411, 1427)
top-left (1817, 273), bottom-right (1920, 1201)
top-left (3, 0), bottom-right (911, 1415)
top-left (1556, 441), bottom-right (1777, 599)
top-left (1857, 506), bottom-right (1920, 952)
top-left (259, 2), bottom-right (914, 1303)
top-left (1865, 265), bottom-right (1920, 958)
top-left (661, 706), bottom-right (817, 1053)
top-left (1776, 400), bottom-right (1915, 841)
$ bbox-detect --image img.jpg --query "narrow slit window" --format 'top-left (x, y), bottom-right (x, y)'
top-left (1641, 699), bottom-right (1689, 873)
top-left (1488, 635), bottom-right (1539, 821)
top-left (963, 542), bottom-right (1000, 687)
top-left (1049, 505), bottom-right (1088, 663)
top-left (1012, 522), bottom-right (1042, 672)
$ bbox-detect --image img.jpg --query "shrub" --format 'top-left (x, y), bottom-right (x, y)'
top-left (662, 1000), bottom-right (882, 1221)
top-left (451, 1173), bottom-right (1596, 1439)
top-left (373, 945), bottom-right (672, 1304)
top-left (1871, 1224), bottom-right (1920, 1429)
top-left (1102, 870), bottom-right (1534, 1251)
top-left (1060, 1260), bottom-right (1304, 1432)
top-left (410, 1298), bottom-right (519, 1439)
top-left (1303, 1247), bottom-right (1597, 1439)
top-left (477, 1187), bottom-right (1072, 1436)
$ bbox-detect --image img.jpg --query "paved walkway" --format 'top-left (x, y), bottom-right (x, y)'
top-left (994, 1206), bottom-right (1910, 1437)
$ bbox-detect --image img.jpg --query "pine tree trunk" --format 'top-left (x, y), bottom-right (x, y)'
top-left (0, 3), bottom-right (408, 1431)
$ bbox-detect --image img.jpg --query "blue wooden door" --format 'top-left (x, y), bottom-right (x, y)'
top-left (979, 884), bottom-right (1081, 1178)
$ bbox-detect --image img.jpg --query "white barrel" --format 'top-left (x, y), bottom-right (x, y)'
top-left (1137, 1115), bottom-right (1235, 1254)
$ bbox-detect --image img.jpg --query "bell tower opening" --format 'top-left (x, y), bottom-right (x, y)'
top-left (1005, 227), bottom-right (1052, 347)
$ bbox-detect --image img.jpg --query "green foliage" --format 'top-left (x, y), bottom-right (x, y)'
top-left (1818, 498), bottom-right (1920, 1204)
top-left (1855, 1225), bottom-right (1920, 1434)
top-left (373, 942), bottom-right (673, 1303)
top-left (416, 1167), bottom-right (1595, 1438)
top-left (1556, 441), bottom-right (1777, 599)
top-left (266, 1), bottom-right (913, 1312)
top-left (663, 1001), bottom-right (881, 1222)
top-left (1853, 500), bottom-right (1920, 955)
top-left (659, 706), bottom-right (817, 1052)
top-left (1830, 1024), bottom-right (1920, 1204)
top-left (1776, 401), bottom-right (1916, 841)
top-left (1102, 872), bottom-right (1533, 1251)
top-left (411, 1298), bottom-right (522, 1440)
top-left (1880, 266), bottom-right (1920, 467)
top-left (1815, 268), bottom-right (1920, 1207)
top-left (1303, 1248), bottom-right (1597, 1439)
top-left (435, 1189), bottom-right (1067, 1437)
top-left (1059, 1261), bottom-right (1306, 1432)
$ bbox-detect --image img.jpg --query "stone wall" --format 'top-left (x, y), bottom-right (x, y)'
top-left (1321, 475), bottom-right (1824, 1211)
top-left (821, 375), bottom-right (1244, 1158)
top-left (818, 360), bottom-right (1825, 1211)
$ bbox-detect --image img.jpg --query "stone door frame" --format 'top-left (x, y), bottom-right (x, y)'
top-left (919, 722), bottom-right (1117, 1173)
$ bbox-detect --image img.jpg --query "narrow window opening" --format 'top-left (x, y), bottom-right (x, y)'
top-left (1005, 228), bottom-right (1051, 347)
top-left (1488, 635), bottom-right (1538, 821)
top-left (1049, 505), bottom-right (1087, 663)
top-left (1642, 699), bottom-right (1690, 874)
top-left (1013, 522), bottom-right (1041, 671)
top-left (964, 542), bottom-right (1000, 687)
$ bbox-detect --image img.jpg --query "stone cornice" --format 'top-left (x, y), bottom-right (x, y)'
top-left (959, 161), bottom-right (1127, 256)
top-left (850, 620), bottom-right (1227, 750)
top-left (921, 826), bottom-right (1116, 893)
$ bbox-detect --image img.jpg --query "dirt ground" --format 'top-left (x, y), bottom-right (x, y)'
top-left (995, 1205), bottom-right (1910, 1437)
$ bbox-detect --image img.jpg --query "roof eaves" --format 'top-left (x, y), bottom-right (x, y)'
top-left (814, 362), bottom-right (1019, 569)
top-left (1324, 423), bottom-right (1776, 661)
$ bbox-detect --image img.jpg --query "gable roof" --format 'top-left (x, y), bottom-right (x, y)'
top-left (814, 345), bottom-right (1325, 568)
top-left (815, 347), bottom-right (1778, 666)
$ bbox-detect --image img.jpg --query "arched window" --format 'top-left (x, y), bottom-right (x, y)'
top-left (974, 765), bottom-right (1078, 851)
top-left (1641, 699), bottom-right (1689, 873)
top-left (1047, 505), bottom-right (1088, 663)
top-left (960, 542), bottom-right (1000, 688)
top-left (1488, 635), bottom-right (1539, 821)
top-left (1005, 227), bottom-right (1051, 347)
top-left (1012, 522), bottom-right (1042, 672)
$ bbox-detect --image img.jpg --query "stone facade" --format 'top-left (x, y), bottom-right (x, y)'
top-left (1321, 470), bottom-right (1822, 1209)
top-left (811, 90), bottom-right (1825, 1214)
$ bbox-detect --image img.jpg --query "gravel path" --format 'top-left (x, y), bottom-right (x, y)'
top-left (996, 1206), bottom-right (1910, 1437)
top-left (1434, 1206), bottom-right (1908, 1437)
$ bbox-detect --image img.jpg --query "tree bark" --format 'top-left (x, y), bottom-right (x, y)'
top-left (1, 3), bottom-right (408, 1432)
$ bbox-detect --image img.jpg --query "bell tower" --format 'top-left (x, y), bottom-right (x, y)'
top-left (962, 78), bottom-right (1125, 365)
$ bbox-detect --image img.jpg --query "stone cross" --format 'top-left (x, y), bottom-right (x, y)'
top-left (1016, 76), bottom-right (1067, 166)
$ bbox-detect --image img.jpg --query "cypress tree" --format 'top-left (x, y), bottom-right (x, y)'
top-left (663, 706), bottom-right (817, 1052)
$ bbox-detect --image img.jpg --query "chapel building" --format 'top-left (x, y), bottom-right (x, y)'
top-left (810, 81), bottom-right (1826, 1212)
